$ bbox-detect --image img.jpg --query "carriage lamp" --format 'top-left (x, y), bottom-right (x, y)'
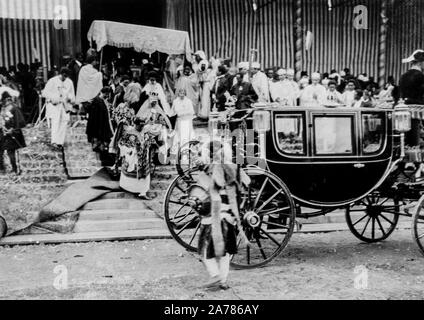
top-left (253, 110), bottom-right (270, 166)
top-left (394, 103), bottom-right (412, 158)
top-left (394, 106), bottom-right (411, 133)
top-left (253, 110), bottom-right (271, 133)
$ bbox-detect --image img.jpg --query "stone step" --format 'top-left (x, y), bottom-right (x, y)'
top-left (77, 209), bottom-right (156, 221)
top-left (73, 218), bottom-right (165, 233)
top-left (0, 229), bottom-right (172, 246)
top-left (80, 199), bottom-right (148, 211)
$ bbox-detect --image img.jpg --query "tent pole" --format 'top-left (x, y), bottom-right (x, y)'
top-left (378, 0), bottom-right (388, 88)
top-left (99, 48), bottom-right (104, 70)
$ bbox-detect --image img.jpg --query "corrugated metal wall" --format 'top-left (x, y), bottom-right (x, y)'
top-left (387, 0), bottom-right (424, 81)
top-left (189, 0), bottom-right (424, 82)
top-left (189, 0), bottom-right (294, 69)
top-left (0, 0), bottom-right (81, 69)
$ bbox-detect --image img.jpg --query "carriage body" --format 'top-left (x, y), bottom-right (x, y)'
top-left (256, 106), bottom-right (399, 209)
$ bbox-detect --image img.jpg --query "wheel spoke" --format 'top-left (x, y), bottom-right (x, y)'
top-left (188, 222), bottom-right (201, 246)
top-left (378, 197), bottom-right (390, 206)
top-left (171, 202), bottom-right (190, 221)
top-left (169, 199), bottom-right (186, 205)
top-left (371, 217), bottom-right (375, 240)
top-left (262, 220), bottom-right (290, 230)
top-left (253, 177), bottom-right (269, 209)
top-left (379, 213), bottom-right (396, 225)
top-left (173, 210), bottom-right (196, 224)
top-left (352, 214), bottom-right (368, 227)
top-left (260, 228), bottom-right (282, 247)
top-left (260, 207), bottom-right (291, 217)
top-left (361, 216), bottom-right (372, 236)
top-left (256, 190), bottom-right (282, 213)
top-left (376, 216), bottom-right (387, 236)
top-left (247, 244), bottom-right (250, 265)
top-left (255, 237), bottom-right (267, 260)
top-left (176, 217), bottom-right (197, 236)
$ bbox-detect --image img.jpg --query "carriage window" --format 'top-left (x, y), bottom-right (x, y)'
top-left (314, 116), bottom-right (354, 155)
top-left (362, 113), bottom-right (384, 155)
top-left (275, 115), bottom-right (305, 155)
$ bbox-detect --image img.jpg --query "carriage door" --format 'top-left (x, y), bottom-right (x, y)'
top-left (306, 111), bottom-right (361, 204)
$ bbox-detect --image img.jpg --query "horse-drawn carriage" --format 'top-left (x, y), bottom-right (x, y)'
top-left (163, 102), bottom-right (424, 269)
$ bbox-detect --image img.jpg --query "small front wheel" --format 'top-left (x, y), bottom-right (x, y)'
top-left (346, 192), bottom-right (400, 243)
top-left (412, 195), bottom-right (424, 257)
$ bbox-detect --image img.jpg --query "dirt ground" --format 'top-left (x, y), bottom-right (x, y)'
top-left (0, 228), bottom-right (423, 300)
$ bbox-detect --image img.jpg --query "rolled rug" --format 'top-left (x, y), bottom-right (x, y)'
top-left (0, 211), bottom-right (7, 239)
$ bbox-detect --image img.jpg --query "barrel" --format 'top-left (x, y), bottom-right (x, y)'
top-left (0, 212), bottom-right (7, 239)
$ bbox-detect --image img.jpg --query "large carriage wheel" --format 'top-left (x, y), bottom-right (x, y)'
top-left (164, 167), bottom-right (297, 268)
top-left (230, 167), bottom-right (296, 269)
top-left (176, 140), bottom-right (202, 177)
top-left (163, 170), bottom-right (202, 252)
top-left (412, 195), bottom-right (424, 257)
top-left (346, 192), bottom-right (400, 243)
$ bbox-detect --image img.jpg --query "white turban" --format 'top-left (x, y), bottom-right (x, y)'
top-left (195, 50), bottom-right (207, 61)
top-left (286, 69), bottom-right (295, 76)
top-left (238, 62), bottom-right (249, 70)
top-left (277, 69), bottom-right (286, 76)
top-left (252, 62), bottom-right (261, 69)
top-left (311, 72), bottom-right (321, 80)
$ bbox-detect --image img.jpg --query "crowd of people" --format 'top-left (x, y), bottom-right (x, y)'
top-left (0, 47), bottom-right (403, 183)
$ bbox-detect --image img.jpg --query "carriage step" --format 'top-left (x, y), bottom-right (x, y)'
top-left (97, 192), bottom-right (138, 200)
top-left (0, 229), bottom-right (172, 246)
top-left (80, 199), bottom-right (149, 211)
top-left (73, 218), bottom-right (164, 233)
top-left (77, 209), bottom-right (157, 221)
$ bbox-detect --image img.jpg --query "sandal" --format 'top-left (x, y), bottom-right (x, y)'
top-left (137, 194), bottom-right (153, 200)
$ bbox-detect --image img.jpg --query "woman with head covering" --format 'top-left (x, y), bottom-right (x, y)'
top-left (124, 82), bottom-right (143, 114)
top-left (138, 71), bottom-right (172, 117)
top-left (0, 92), bottom-right (26, 174)
top-left (175, 66), bottom-right (200, 115)
top-left (136, 72), bottom-right (173, 165)
top-left (169, 88), bottom-right (195, 162)
top-left (118, 117), bottom-right (157, 200)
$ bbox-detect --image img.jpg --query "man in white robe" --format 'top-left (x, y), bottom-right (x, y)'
top-left (285, 69), bottom-right (300, 105)
top-left (300, 72), bottom-right (327, 107)
top-left (250, 62), bottom-right (270, 103)
top-left (341, 80), bottom-right (356, 107)
top-left (75, 56), bottom-right (103, 107)
top-left (269, 69), bottom-right (296, 106)
top-left (42, 68), bottom-right (75, 146)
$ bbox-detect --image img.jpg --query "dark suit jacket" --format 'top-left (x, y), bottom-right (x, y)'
top-left (399, 69), bottom-right (424, 104)
top-left (230, 82), bottom-right (258, 110)
top-left (211, 74), bottom-right (232, 112)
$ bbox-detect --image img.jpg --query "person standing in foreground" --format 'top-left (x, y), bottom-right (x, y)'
top-left (0, 92), bottom-right (26, 174)
top-left (399, 50), bottom-right (424, 147)
top-left (194, 141), bottom-right (251, 290)
top-left (42, 68), bottom-right (75, 148)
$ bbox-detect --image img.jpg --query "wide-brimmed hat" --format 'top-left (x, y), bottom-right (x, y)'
top-left (402, 49), bottom-right (424, 63)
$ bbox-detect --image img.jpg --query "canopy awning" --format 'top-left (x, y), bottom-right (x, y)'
top-left (87, 20), bottom-right (192, 61)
